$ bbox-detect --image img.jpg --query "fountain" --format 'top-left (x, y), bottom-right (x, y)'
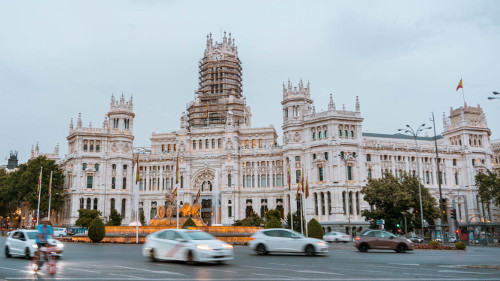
top-left (148, 189), bottom-right (206, 227)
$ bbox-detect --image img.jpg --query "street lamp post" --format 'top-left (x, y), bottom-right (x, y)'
top-left (339, 152), bottom-right (357, 239)
top-left (487, 91), bottom-right (499, 100)
top-left (398, 124), bottom-right (431, 239)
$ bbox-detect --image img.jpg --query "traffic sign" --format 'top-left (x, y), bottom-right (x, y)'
top-left (32, 218), bottom-right (37, 225)
top-left (376, 219), bottom-right (385, 225)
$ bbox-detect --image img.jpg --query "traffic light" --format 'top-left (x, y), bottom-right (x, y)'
top-left (450, 209), bottom-right (456, 220)
top-left (396, 223), bottom-right (400, 228)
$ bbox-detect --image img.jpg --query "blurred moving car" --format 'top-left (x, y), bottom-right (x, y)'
top-left (53, 227), bottom-right (67, 237)
top-left (4, 230), bottom-right (64, 259)
top-left (354, 230), bottom-right (414, 253)
top-left (448, 236), bottom-right (458, 243)
top-left (408, 235), bottom-right (423, 243)
top-left (323, 232), bottom-right (350, 243)
top-left (143, 229), bottom-right (233, 264)
top-left (67, 228), bottom-right (76, 236)
top-left (248, 228), bottom-right (328, 256)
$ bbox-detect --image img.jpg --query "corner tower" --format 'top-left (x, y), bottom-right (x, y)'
top-left (187, 32), bottom-right (249, 128)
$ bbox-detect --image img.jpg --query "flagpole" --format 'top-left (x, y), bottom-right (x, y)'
top-left (300, 190), bottom-right (304, 235)
top-left (48, 171), bottom-right (53, 223)
top-left (290, 193), bottom-right (294, 231)
top-left (36, 167), bottom-right (43, 227)
top-left (304, 175), bottom-right (309, 237)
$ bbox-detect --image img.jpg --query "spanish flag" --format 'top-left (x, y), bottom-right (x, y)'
top-left (305, 176), bottom-right (309, 199)
top-left (173, 187), bottom-right (178, 197)
top-left (37, 167), bottom-right (42, 193)
top-left (135, 154), bottom-right (140, 184)
top-left (195, 188), bottom-right (201, 204)
top-left (456, 79), bottom-right (463, 91)
top-left (287, 166), bottom-right (291, 191)
top-left (301, 169), bottom-right (305, 192)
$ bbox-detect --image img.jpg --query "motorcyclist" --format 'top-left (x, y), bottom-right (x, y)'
top-left (35, 218), bottom-right (53, 263)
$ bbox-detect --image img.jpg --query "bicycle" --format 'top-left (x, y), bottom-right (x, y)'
top-left (31, 243), bottom-right (60, 275)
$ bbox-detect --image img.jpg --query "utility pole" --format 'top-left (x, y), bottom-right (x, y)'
top-left (431, 112), bottom-right (447, 239)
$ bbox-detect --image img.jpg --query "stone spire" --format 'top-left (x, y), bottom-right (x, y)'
top-left (31, 145), bottom-right (34, 158)
top-left (69, 118), bottom-right (74, 131)
top-left (35, 142), bottom-right (39, 153)
top-left (77, 113), bottom-right (82, 128)
top-left (328, 94), bottom-right (335, 110)
top-left (355, 96), bottom-right (360, 112)
top-left (54, 143), bottom-right (59, 155)
top-left (103, 115), bottom-right (109, 128)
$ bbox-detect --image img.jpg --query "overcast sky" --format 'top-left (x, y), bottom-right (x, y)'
top-left (1, 0), bottom-right (499, 163)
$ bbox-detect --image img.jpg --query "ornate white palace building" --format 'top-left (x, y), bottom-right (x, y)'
top-left (60, 32), bottom-right (499, 237)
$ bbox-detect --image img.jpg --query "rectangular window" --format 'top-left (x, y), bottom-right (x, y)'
top-left (276, 175), bottom-right (282, 187)
top-left (243, 175), bottom-right (246, 187)
top-left (347, 166), bottom-right (352, 180)
top-left (453, 159), bottom-right (457, 166)
top-left (319, 167), bottom-right (324, 181)
top-left (228, 205), bottom-right (232, 217)
top-left (342, 192), bottom-right (346, 214)
top-left (367, 169), bottom-right (372, 179)
top-left (366, 154), bottom-right (371, 162)
top-left (455, 172), bottom-right (459, 185)
top-left (324, 152), bottom-right (328, 160)
top-left (295, 156), bottom-right (301, 162)
top-left (296, 170), bottom-right (301, 183)
top-left (87, 176), bottom-right (93, 189)
top-left (123, 177), bottom-right (126, 189)
top-left (112, 177), bottom-right (116, 189)
top-left (328, 192), bottom-right (332, 215)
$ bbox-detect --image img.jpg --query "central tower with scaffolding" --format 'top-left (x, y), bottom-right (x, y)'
top-left (187, 32), bottom-right (250, 128)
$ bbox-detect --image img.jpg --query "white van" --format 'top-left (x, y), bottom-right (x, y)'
top-left (53, 227), bottom-right (67, 237)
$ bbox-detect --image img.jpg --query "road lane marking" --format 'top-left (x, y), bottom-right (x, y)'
top-left (108, 273), bottom-right (146, 279)
top-left (253, 272), bottom-right (303, 279)
top-left (0, 266), bottom-right (33, 274)
top-left (438, 270), bottom-right (492, 275)
top-left (357, 269), bottom-right (384, 273)
top-left (388, 263), bottom-right (420, 266)
top-left (295, 270), bottom-right (343, 275)
top-left (114, 265), bottom-right (184, 275)
top-left (67, 267), bottom-right (101, 274)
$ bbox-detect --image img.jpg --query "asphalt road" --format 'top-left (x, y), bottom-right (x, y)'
top-left (1, 237), bottom-right (499, 280)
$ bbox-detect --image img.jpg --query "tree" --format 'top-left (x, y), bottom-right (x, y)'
top-left (475, 170), bottom-right (500, 206)
top-left (307, 218), bottom-right (323, 239)
top-left (139, 209), bottom-right (146, 226)
top-left (88, 217), bottom-right (106, 243)
top-left (265, 217), bottom-right (282, 229)
top-left (264, 209), bottom-right (282, 222)
top-left (285, 211), bottom-right (305, 233)
top-left (75, 209), bottom-right (102, 228)
top-left (361, 172), bottom-right (440, 233)
top-left (0, 169), bottom-right (17, 219)
top-left (1, 157), bottom-right (64, 219)
top-left (105, 208), bottom-right (122, 226)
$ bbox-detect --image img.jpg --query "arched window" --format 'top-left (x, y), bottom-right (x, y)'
top-left (314, 193), bottom-right (318, 215)
top-left (123, 177), bottom-right (127, 189)
top-left (90, 143), bottom-right (94, 151)
top-left (327, 191), bottom-right (332, 215)
top-left (82, 163), bottom-right (87, 170)
top-left (252, 139), bottom-right (256, 148)
top-left (339, 129), bottom-right (342, 137)
top-left (313, 132), bottom-right (316, 139)
top-left (96, 142), bottom-right (100, 152)
top-left (168, 144), bottom-right (171, 152)
top-left (121, 199), bottom-right (126, 218)
top-left (199, 140), bottom-right (202, 149)
top-left (112, 177), bottom-right (116, 189)
top-left (80, 198), bottom-right (84, 209)
top-left (218, 138), bottom-right (222, 148)
top-left (342, 192), bottom-right (346, 214)
top-left (228, 174), bottom-right (232, 187)
top-left (93, 198), bottom-right (98, 210)
top-left (86, 198), bottom-right (91, 209)
top-left (110, 198), bottom-right (115, 211)
top-left (321, 193), bottom-right (325, 215)
top-left (193, 140), bottom-right (196, 150)
top-left (162, 144), bottom-right (165, 151)
top-left (345, 130), bottom-right (348, 137)
top-left (95, 163), bottom-right (99, 171)
top-left (112, 164), bottom-right (116, 170)
top-left (205, 139), bottom-right (209, 149)
top-left (356, 192), bottom-right (360, 215)
top-left (325, 130), bottom-right (328, 138)
top-left (319, 131), bottom-right (322, 139)
top-left (83, 143), bottom-right (88, 151)
top-left (351, 130), bottom-right (354, 138)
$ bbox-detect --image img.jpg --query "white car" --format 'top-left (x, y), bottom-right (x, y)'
top-left (4, 229), bottom-right (64, 259)
top-left (53, 227), bottom-right (67, 237)
top-left (248, 228), bottom-right (328, 256)
top-left (323, 232), bottom-right (351, 243)
top-left (143, 229), bottom-right (233, 264)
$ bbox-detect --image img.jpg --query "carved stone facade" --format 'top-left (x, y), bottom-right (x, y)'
top-left (61, 33), bottom-right (498, 236)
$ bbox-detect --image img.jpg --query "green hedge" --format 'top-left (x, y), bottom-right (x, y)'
top-left (307, 218), bottom-right (323, 239)
top-left (455, 242), bottom-right (466, 250)
top-left (182, 218), bottom-right (197, 228)
top-left (88, 217), bottom-right (105, 243)
top-left (428, 241), bottom-right (440, 246)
